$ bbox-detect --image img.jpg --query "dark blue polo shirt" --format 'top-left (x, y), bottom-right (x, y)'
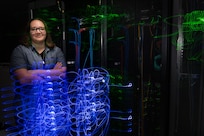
top-left (10, 44), bottom-right (66, 73)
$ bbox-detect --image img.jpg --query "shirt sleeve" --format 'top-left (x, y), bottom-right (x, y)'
top-left (56, 47), bottom-right (67, 67)
top-left (9, 45), bottom-right (28, 74)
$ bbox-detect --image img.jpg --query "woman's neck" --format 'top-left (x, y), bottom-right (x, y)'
top-left (32, 42), bottom-right (45, 54)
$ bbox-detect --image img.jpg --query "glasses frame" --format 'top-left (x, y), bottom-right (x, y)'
top-left (30, 27), bottom-right (45, 33)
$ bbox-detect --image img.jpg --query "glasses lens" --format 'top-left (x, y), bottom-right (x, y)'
top-left (30, 27), bottom-right (45, 32)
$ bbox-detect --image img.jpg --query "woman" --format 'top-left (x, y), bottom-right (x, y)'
top-left (10, 18), bottom-right (67, 84)
top-left (8, 18), bottom-right (68, 135)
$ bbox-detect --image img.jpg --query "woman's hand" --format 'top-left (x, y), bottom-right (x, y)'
top-left (53, 62), bottom-right (63, 69)
top-left (45, 62), bottom-right (67, 80)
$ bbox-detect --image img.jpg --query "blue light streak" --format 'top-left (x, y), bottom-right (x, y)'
top-left (2, 67), bottom-right (110, 136)
top-left (67, 67), bottom-right (110, 136)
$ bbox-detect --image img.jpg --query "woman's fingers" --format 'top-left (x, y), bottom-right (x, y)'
top-left (53, 62), bottom-right (62, 69)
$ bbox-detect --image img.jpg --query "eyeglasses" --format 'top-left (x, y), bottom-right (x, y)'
top-left (30, 27), bottom-right (45, 33)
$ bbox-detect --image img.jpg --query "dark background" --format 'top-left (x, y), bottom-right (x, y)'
top-left (1, 0), bottom-right (30, 63)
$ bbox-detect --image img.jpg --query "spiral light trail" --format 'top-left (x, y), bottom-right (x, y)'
top-left (2, 67), bottom-right (110, 136)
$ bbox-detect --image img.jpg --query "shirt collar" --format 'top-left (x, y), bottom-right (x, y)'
top-left (30, 45), bottom-right (50, 53)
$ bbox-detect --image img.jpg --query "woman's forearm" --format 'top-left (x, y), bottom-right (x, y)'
top-left (14, 67), bottom-right (67, 85)
top-left (28, 67), bottom-right (66, 80)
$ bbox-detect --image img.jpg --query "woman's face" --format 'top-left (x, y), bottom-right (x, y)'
top-left (29, 20), bottom-right (47, 44)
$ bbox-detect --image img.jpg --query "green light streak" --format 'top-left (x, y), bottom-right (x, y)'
top-left (33, 5), bottom-right (204, 63)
